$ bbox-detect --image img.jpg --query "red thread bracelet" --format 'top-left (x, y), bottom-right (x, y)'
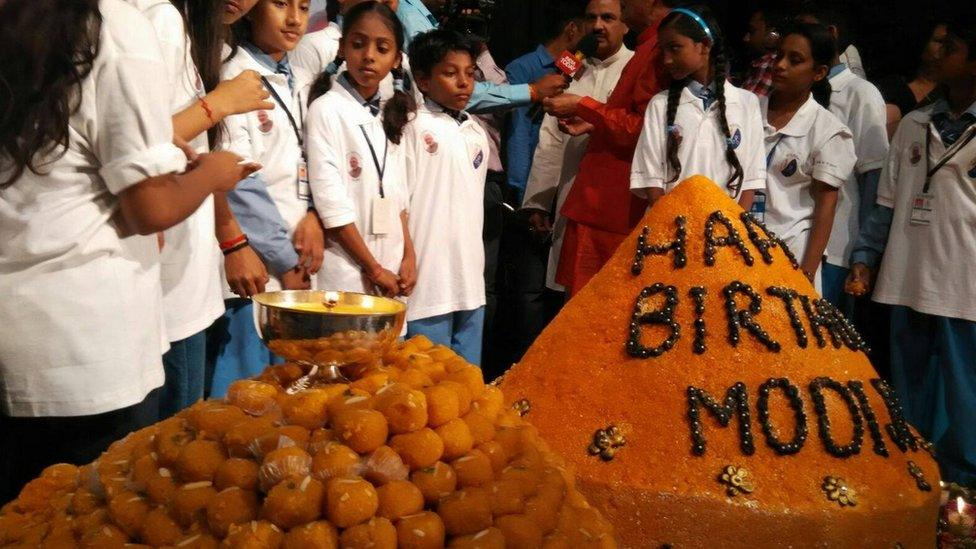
top-left (219, 234), bottom-right (247, 251)
top-left (200, 98), bottom-right (216, 124)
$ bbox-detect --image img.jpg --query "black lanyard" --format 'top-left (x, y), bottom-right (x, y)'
top-left (359, 125), bottom-right (388, 198)
top-left (923, 121), bottom-right (976, 193)
top-left (260, 75), bottom-right (305, 159)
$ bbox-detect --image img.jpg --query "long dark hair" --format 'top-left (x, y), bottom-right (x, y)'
top-left (659, 5), bottom-right (743, 196)
top-left (308, 1), bottom-right (416, 144)
top-left (171, 0), bottom-right (227, 147)
top-left (0, 0), bottom-right (102, 188)
top-left (780, 23), bottom-right (836, 108)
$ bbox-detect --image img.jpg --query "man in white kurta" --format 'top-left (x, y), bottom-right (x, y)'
top-left (521, 3), bottom-right (633, 293)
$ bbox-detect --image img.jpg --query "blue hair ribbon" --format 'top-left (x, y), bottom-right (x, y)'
top-left (671, 8), bottom-right (714, 42)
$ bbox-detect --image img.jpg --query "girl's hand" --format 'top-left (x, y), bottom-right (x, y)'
top-left (293, 211), bottom-right (325, 276)
top-left (225, 245), bottom-right (270, 298)
top-left (367, 265), bottom-right (401, 298)
top-left (845, 263), bottom-right (873, 297)
top-left (398, 254), bottom-right (417, 297)
top-left (557, 116), bottom-right (594, 136)
top-left (210, 70), bottom-right (275, 117)
top-left (194, 151), bottom-right (259, 192)
top-left (280, 266), bottom-right (312, 290)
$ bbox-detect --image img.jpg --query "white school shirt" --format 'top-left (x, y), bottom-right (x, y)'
top-left (522, 45), bottom-right (634, 291)
top-left (221, 47), bottom-right (313, 294)
top-left (825, 66), bottom-right (889, 267)
top-left (0, 0), bottom-right (186, 417)
top-left (306, 77), bottom-right (409, 294)
top-left (761, 94), bottom-right (857, 291)
top-left (873, 104), bottom-right (976, 322)
top-left (130, 0), bottom-right (224, 341)
top-left (403, 101), bottom-right (490, 321)
top-left (631, 81), bottom-right (767, 198)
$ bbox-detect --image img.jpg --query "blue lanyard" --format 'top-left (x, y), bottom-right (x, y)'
top-left (766, 136), bottom-right (783, 169)
top-left (359, 125), bottom-right (388, 198)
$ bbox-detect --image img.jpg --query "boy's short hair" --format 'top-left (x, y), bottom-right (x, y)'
top-left (408, 29), bottom-right (480, 78)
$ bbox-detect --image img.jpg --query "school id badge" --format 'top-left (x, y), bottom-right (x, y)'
top-left (371, 196), bottom-right (398, 235)
top-left (297, 160), bottom-right (310, 201)
top-left (910, 191), bottom-right (934, 226)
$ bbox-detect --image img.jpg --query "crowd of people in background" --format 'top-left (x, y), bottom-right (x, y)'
top-left (1, 0), bottom-right (975, 503)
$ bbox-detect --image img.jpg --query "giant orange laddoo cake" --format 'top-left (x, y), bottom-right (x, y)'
top-left (500, 176), bottom-right (941, 548)
top-left (0, 339), bottom-right (615, 548)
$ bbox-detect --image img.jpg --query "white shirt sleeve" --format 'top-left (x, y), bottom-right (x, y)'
top-left (739, 93), bottom-right (768, 192)
top-left (291, 29), bottom-right (339, 76)
top-left (848, 83), bottom-right (890, 174)
top-left (812, 129), bottom-right (857, 188)
top-left (630, 96), bottom-right (667, 197)
top-left (95, 41), bottom-right (186, 194)
top-left (141, 3), bottom-right (186, 92)
top-left (522, 114), bottom-right (568, 211)
top-left (306, 100), bottom-right (357, 228)
top-left (876, 118), bottom-right (908, 208)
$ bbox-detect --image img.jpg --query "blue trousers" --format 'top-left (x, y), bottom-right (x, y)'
top-left (890, 305), bottom-right (976, 486)
top-left (408, 307), bottom-right (486, 366)
top-left (160, 330), bottom-right (207, 419)
top-left (206, 299), bottom-right (283, 399)
top-left (821, 262), bottom-right (854, 317)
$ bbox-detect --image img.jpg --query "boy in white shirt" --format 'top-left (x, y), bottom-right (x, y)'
top-left (403, 29), bottom-right (490, 365)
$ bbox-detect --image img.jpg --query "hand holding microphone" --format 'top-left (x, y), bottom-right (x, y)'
top-left (528, 33), bottom-right (599, 122)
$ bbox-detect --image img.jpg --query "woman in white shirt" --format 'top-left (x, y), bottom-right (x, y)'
top-left (630, 5), bottom-right (766, 210)
top-left (761, 23), bottom-right (857, 290)
top-left (0, 0), bottom-right (251, 503)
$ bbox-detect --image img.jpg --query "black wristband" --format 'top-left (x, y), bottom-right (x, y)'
top-left (222, 240), bottom-right (250, 256)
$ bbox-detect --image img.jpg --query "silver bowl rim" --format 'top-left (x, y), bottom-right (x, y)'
top-left (252, 290), bottom-right (407, 317)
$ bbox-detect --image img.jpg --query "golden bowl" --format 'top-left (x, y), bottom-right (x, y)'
top-left (252, 290), bottom-right (406, 385)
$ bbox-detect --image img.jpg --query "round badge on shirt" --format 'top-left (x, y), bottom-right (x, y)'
top-left (781, 157), bottom-right (799, 177)
top-left (422, 131), bottom-right (439, 154)
top-left (348, 152), bottom-right (363, 179)
top-left (728, 128), bottom-right (742, 150)
top-left (257, 110), bottom-right (274, 134)
top-left (968, 158), bottom-right (976, 178)
top-left (473, 150), bottom-right (484, 170)
top-left (910, 142), bottom-right (923, 165)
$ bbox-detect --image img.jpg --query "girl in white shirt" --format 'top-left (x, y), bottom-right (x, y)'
top-left (761, 23), bottom-right (857, 290)
top-left (0, 0), bottom-right (250, 502)
top-left (631, 5), bottom-right (765, 210)
top-left (306, 1), bottom-right (417, 298)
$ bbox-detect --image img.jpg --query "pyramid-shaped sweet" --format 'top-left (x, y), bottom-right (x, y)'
top-left (500, 176), bottom-right (940, 548)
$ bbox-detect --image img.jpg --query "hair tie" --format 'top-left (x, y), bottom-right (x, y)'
top-left (671, 8), bottom-right (714, 42)
top-left (667, 124), bottom-right (677, 134)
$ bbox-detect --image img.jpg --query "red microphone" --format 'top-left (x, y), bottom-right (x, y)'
top-left (528, 34), bottom-right (599, 122)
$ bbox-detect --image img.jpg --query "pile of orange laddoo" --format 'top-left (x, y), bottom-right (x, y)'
top-left (0, 336), bottom-right (616, 548)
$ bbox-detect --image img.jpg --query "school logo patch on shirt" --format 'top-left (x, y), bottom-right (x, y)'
top-left (473, 150), bottom-right (484, 170)
top-left (668, 124), bottom-right (683, 147)
top-left (257, 111), bottom-right (274, 134)
top-left (910, 142), bottom-right (923, 165)
top-left (781, 157), bottom-right (798, 177)
top-left (728, 128), bottom-right (742, 150)
top-left (968, 158), bottom-right (976, 178)
top-left (348, 152), bottom-right (363, 180)
top-left (422, 131), bottom-right (439, 154)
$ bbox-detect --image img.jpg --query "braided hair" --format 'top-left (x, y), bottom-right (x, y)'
top-left (659, 5), bottom-right (744, 197)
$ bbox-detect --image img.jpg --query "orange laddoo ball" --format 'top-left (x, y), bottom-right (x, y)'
top-left (496, 514), bottom-right (544, 549)
top-left (396, 511), bottom-right (446, 549)
top-left (524, 495), bottom-right (560, 535)
top-left (214, 457), bottom-right (260, 492)
top-left (462, 411), bottom-right (495, 445)
top-left (375, 479), bottom-right (424, 520)
top-left (444, 366), bottom-right (486, 400)
top-left (175, 533), bottom-right (221, 549)
top-left (186, 402), bottom-right (248, 441)
top-left (390, 428), bottom-right (444, 471)
top-left (145, 469), bottom-right (179, 506)
top-left (426, 345), bottom-right (457, 362)
top-left (176, 439), bottom-right (227, 483)
top-left (435, 418), bottom-right (474, 461)
top-left (253, 425), bottom-right (311, 458)
top-left (331, 409), bottom-right (388, 454)
top-left (69, 488), bottom-right (102, 516)
top-left (282, 388), bottom-right (332, 429)
top-left (106, 491), bottom-right (150, 538)
top-left (324, 477), bottom-right (379, 528)
top-left (259, 363), bottom-right (306, 388)
top-left (308, 428), bottom-right (336, 454)
top-left (452, 449), bottom-right (494, 487)
top-left (477, 441), bottom-right (508, 474)
top-left (338, 516), bottom-right (397, 549)
top-left (154, 420), bottom-right (194, 466)
top-left (437, 487), bottom-right (492, 536)
top-left (172, 481), bottom-right (218, 528)
top-left (258, 447), bottom-right (312, 492)
top-left (363, 445), bottom-right (409, 485)
top-left (374, 384), bottom-right (428, 434)
top-left (282, 520), bottom-right (339, 549)
top-left (398, 367), bottom-right (434, 389)
top-left (130, 453), bottom-right (159, 489)
top-left (226, 380), bottom-right (280, 416)
top-left (423, 384), bottom-right (460, 428)
top-left (261, 476), bottom-right (324, 530)
top-left (438, 381), bottom-right (472, 416)
top-left (493, 427), bottom-right (523, 460)
top-left (311, 442), bottom-right (362, 481)
top-left (487, 478), bottom-right (525, 516)
top-left (140, 506), bottom-right (182, 546)
top-left (221, 520), bottom-right (284, 549)
top-left (326, 389), bottom-right (372, 418)
top-left (470, 386), bottom-right (503, 422)
top-left (206, 486), bottom-right (260, 537)
top-left (79, 523), bottom-right (129, 548)
top-left (223, 416), bottom-right (277, 458)
top-left (349, 371), bottom-right (394, 394)
top-left (447, 527), bottom-right (506, 549)
top-left (410, 461), bottom-right (458, 505)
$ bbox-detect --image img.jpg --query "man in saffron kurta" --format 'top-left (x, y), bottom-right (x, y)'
top-left (543, 0), bottom-right (672, 295)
